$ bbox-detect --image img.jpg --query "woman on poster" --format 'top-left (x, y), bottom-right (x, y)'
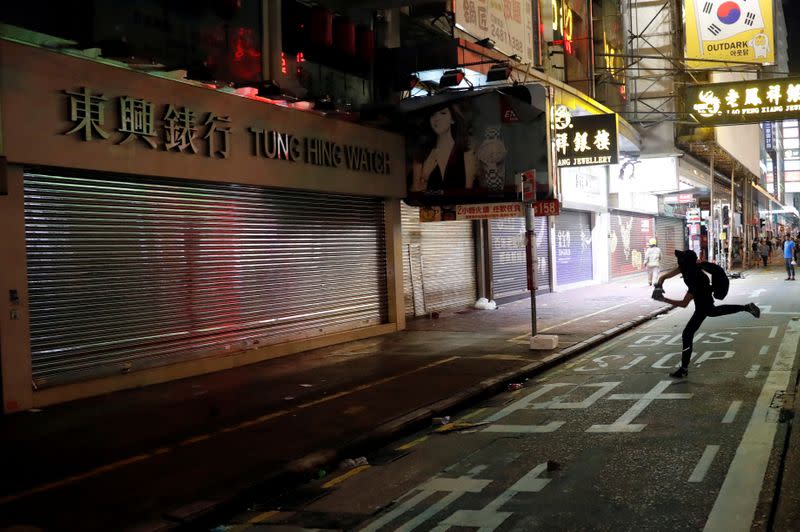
top-left (410, 104), bottom-right (477, 193)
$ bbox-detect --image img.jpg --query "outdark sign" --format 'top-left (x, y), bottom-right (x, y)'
top-left (685, 77), bottom-right (800, 126)
top-left (554, 108), bottom-right (619, 168)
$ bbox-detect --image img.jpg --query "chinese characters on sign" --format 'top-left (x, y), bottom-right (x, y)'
top-left (62, 87), bottom-right (391, 174)
top-left (553, 107), bottom-right (619, 167)
top-left (455, 0), bottom-right (535, 66)
top-left (686, 77), bottom-right (800, 126)
top-left (65, 87), bottom-right (230, 157)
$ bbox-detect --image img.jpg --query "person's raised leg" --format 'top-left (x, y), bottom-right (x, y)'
top-left (708, 303), bottom-right (760, 318)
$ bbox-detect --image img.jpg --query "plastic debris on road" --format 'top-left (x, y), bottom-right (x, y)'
top-left (340, 456), bottom-right (369, 469)
top-left (432, 416), bottom-right (451, 425)
top-left (508, 383), bottom-right (523, 391)
top-left (474, 297), bottom-right (497, 310)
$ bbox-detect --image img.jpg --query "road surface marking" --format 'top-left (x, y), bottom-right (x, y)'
top-left (459, 408), bottom-right (488, 422)
top-left (746, 365), bottom-right (760, 378)
top-left (396, 436), bottom-right (428, 451)
top-left (538, 300), bottom-right (636, 333)
top-left (322, 464), bottom-right (371, 489)
top-left (0, 355), bottom-right (460, 507)
top-left (621, 355), bottom-right (648, 370)
top-left (722, 401), bottom-right (743, 424)
top-left (534, 382), bottom-right (621, 409)
top-left (689, 445), bottom-right (720, 483)
top-left (749, 289), bottom-right (766, 298)
top-left (483, 383), bottom-right (571, 422)
top-left (759, 345), bottom-right (769, 356)
top-left (435, 463), bottom-right (551, 531)
top-left (704, 320), bottom-right (800, 531)
top-left (360, 469), bottom-right (491, 532)
top-left (587, 381), bottom-right (693, 433)
top-left (227, 510), bottom-right (279, 532)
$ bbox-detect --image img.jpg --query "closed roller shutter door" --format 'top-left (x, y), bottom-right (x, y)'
top-left (24, 172), bottom-right (388, 388)
top-left (657, 217), bottom-right (685, 271)
top-left (610, 212), bottom-right (655, 278)
top-left (490, 218), bottom-right (527, 299)
top-left (402, 203), bottom-right (476, 316)
top-left (535, 216), bottom-right (551, 294)
top-left (554, 210), bottom-right (593, 286)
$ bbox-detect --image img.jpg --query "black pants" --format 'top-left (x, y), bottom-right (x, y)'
top-left (762, 254), bottom-right (769, 267)
top-left (786, 258), bottom-right (795, 278)
top-left (681, 304), bottom-right (747, 368)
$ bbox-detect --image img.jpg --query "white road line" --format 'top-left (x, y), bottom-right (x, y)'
top-left (621, 355), bottom-right (647, 370)
top-left (749, 289), bottom-right (766, 298)
top-left (745, 365), bottom-right (760, 379)
top-left (538, 301), bottom-right (634, 333)
top-left (689, 445), bottom-right (720, 483)
top-left (722, 401), bottom-right (742, 424)
top-left (759, 345), bottom-right (769, 356)
top-left (704, 320), bottom-right (800, 532)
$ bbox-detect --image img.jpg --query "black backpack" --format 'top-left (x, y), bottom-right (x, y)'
top-left (699, 262), bottom-right (729, 300)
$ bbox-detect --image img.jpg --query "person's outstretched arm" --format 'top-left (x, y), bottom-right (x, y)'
top-left (655, 267), bottom-right (680, 286)
top-left (658, 291), bottom-right (693, 308)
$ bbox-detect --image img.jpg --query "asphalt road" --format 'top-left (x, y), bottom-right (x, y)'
top-left (216, 272), bottom-right (800, 531)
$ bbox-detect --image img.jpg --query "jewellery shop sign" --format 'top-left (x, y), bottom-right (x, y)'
top-left (59, 86), bottom-right (393, 174)
top-left (686, 76), bottom-right (800, 126)
top-left (553, 106), bottom-right (619, 168)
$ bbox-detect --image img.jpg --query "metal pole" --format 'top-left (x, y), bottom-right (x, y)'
top-left (526, 204), bottom-right (537, 336)
top-left (728, 166), bottom-right (735, 271)
top-left (709, 153), bottom-right (715, 262)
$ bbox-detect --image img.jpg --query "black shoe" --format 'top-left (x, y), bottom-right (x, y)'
top-left (746, 303), bottom-right (761, 318)
top-left (669, 367), bottom-right (688, 378)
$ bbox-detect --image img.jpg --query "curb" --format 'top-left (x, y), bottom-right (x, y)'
top-left (168, 304), bottom-right (674, 530)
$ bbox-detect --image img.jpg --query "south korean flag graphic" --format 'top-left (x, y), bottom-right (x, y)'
top-left (697, 0), bottom-right (764, 43)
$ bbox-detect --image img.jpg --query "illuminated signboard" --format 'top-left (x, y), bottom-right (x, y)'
top-left (553, 107), bottom-right (619, 167)
top-left (685, 77), bottom-right (800, 126)
top-left (683, 0), bottom-right (775, 68)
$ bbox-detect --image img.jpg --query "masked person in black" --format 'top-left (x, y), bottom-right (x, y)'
top-left (653, 250), bottom-right (761, 378)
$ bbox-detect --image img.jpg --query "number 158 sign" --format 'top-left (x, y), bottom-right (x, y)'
top-left (533, 199), bottom-right (560, 217)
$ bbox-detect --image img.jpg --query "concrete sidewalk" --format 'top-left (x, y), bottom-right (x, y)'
top-left (0, 271), bottom-right (792, 531)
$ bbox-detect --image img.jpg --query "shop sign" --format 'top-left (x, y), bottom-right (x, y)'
top-left (683, 0), bottom-right (775, 68)
top-left (418, 202), bottom-right (523, 222)
top-left (554, 110), bottom-right (619, 167)
top-left (685, 77), bottom-right (800, 126)
top-left (785, 149), bottom-right (800, 159)
top-left (62, 86), bottom-right (392, 174)
top-left (687, 208), bottom-right (702, 223)
top-left (455, 0), bottom-right (535, 65)
top-left (764, 122), bottom-right (774, 152)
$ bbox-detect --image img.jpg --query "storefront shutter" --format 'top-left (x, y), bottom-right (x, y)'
top-left (24, 172), bottom-right (388, 388)
top-left (490, 218), bottom-right (527, 299)
top-left (401, 203), bottom-right (476, 316)
top-left (554, 210), bottom-right (593, 286)
top-left (656, 217), bottom-right (686, 271)
top-left (610, 211), bottom-right (655, 278)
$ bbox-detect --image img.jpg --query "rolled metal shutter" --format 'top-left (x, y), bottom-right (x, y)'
top-left (554, 210), bottom-right (593, 286)
top-left (656, 217), bottom-right (685, 271)
top-left (610, 212), bottom-right (655, 278)
top-left (24, 172), bottom-right (388, 388)
top-left (490, 218), bottom-right (527, 299)
top-left (535, 216), bottom-right (551, 294)
top-left (401, 203), bottom-right (476, 316)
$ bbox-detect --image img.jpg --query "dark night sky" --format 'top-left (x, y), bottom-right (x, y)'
top-left (784, 0), bottom-right (800, 73)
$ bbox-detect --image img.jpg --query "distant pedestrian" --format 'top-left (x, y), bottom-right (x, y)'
top-left (653, 249), bottom-right (760, 378)
top-left (767, 238), bottom-right (773, 259)
top-left (643, 238), bottom-right (662, 286)
top-left (784, 235), bottom-right (796, 280)
top-left (760, 239), bottom-right (769, 267)
top-left (751, 239), bottom-right (759, 267)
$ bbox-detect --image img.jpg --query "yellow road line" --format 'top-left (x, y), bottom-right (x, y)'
top-left (396, 435), bottom-right (429, 451)
top-left (458, 408), bottom-right (487, 421)
top-left (227, 510), bottom-right (279, 532)
top-left (0, 355), bottom-right (460, 506)
top-left (321, 464), bottom-right (371, 489)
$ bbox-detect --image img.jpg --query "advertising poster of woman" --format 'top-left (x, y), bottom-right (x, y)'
top-left (405, 87), bottom-right (550, 207)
